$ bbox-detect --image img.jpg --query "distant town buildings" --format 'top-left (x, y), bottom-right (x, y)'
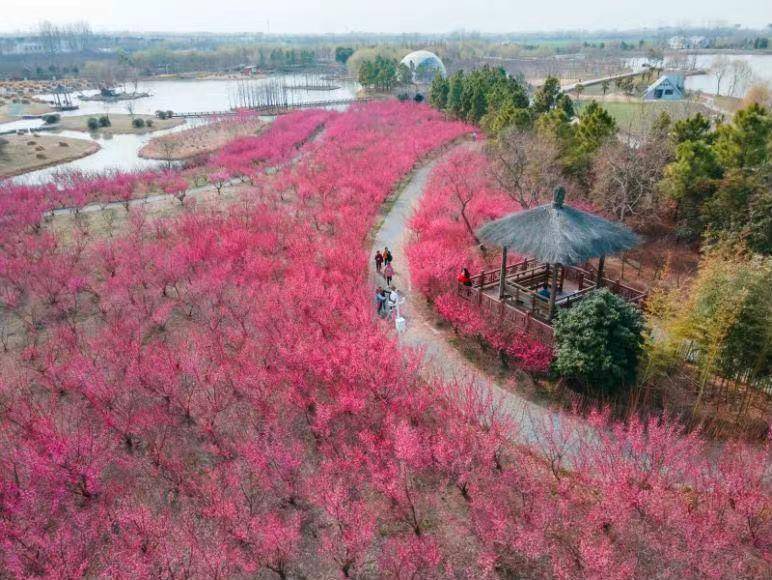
top-left (0, 38), bottom-right (47, 55)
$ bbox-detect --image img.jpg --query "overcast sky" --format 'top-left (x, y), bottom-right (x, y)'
top-left (1, 0), bottom-right (770, 34)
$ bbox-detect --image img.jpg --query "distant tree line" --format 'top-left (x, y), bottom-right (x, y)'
top-left (36, 20), bottom-right (94, 55)
top-left (431, 69), bottom-right (616, 185)
top-left (124, 46), bottom-right (317, 75)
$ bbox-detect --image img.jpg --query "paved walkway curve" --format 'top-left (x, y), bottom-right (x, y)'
top-left (370, 143), bottom-right (582, 445)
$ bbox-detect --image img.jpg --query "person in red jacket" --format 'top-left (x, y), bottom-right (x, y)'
top-left (458, 267), bottom-right (472, 286)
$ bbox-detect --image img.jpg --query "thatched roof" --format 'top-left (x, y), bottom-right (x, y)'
top-left (477, 188), bottom-right (639, 265)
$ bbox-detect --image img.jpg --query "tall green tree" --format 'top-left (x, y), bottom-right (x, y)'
top-left (661, 140), bottom-right (722, 240)
top-left (334, 47), bottom-right (354, 64)
top-left (482, 101), bottom-right (532, 135)
top-left (671, 113), bottom-right (713, 145)
top-left (713, 103), bottom-right (771, 170)
top-left (574, 101), bottom-right (617, 153)
top-left (562, 100), bottom-right (617, 179)
top-left (429, 73), bottom-right (449, 109)
top-left (660, 105), bottom-right (771, 249)
top-left (468, 83), bottom-right (488, 123)
top-left (447, 71), bottom-right (464, 117)
top-left (397, 63), bottom-right (413, 86)
top-left (357, 56), bottom-right (399, 91)
top-left (532, 76), bottom-right (562, 114)
top-left (670, 249), bottom-right (771, 381)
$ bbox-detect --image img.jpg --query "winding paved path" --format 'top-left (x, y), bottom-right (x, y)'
top-left (370, 144), bottom-right (577, 444)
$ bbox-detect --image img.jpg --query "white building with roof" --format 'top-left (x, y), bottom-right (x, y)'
top-left (643, 74), bottom-right (685, 100)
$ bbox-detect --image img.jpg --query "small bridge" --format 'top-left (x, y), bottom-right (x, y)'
top-left (561, 70), bottom-right (653, 92)
top-left (173, 97), bottom-right (368, 118)
top-left (561, 67), bottom-right (706, 92)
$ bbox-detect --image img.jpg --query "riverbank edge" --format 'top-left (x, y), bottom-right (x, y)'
top-left (0, 137), bottom-right (101, 179)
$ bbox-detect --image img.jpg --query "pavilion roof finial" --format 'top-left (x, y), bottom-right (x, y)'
top-left (553, 186), bottom-right (566, 209)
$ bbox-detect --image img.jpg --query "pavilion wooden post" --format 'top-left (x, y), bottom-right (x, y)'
top-left (498, 246), bottom-right (508, 300)
top-left (596, 255), bottom-right (606, 287)
top-left (548, 261), bottom-right (561, 320)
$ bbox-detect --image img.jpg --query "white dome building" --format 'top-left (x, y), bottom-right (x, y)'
top-left (400, 50), bottom-right (446, 83)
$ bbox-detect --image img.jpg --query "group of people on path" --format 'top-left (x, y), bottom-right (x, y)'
top-left (374, 247), bottom-right (394, 285)
top-left (375, 247), bottom-right (400, 318)
top-left (375, 286), bottom-right (401, 319)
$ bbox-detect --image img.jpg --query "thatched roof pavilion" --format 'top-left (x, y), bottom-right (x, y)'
top-left (476, 187), bottom-right (640, 319)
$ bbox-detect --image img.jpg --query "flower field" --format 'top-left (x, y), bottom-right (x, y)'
top-left (407, 148), bottom-right (553, 371)
top-left (0, 102), bottom-right (768, 578)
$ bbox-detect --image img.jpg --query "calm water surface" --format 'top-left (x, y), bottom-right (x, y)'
top-left (2, 75), bottom-right (359, 183)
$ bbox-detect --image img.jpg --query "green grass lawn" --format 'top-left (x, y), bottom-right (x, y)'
top-left (576, 98), bottom-right (713, 136)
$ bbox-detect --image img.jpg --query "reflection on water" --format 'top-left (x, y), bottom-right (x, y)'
top-left (1, 75), bottom-right (359, 183)
top-left (683, 54), bottom-right (772, 97)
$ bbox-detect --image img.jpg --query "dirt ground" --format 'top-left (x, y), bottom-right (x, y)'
top-left (0, 133), bottom-right (99, 178)
top-left (55, 114), bottom-right (185, 135)
top-left (139, 117), bottom-right (265, 161)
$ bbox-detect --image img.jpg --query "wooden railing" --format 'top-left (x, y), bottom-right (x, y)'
top-left (601, 277), bottom-right (647, 305)
top-left (456, 259), bottom-right (648, 347)
top-left (581, 262), bottom-right (647, 305)
top-left (563, 265), bottom-right (595, 290)
top-left (457, 283), bottom-right (554, 346)
top-left (470, 258), bottom-right (538, 289)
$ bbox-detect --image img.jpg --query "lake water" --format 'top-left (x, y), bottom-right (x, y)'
top-left (682, 54), bottom-right (772, 96)
top-left (627, 53), bottom-right (772, 97)
top-left (11, 124), bottom-right (200, 184)
top-left (2, 75), bottom-right (359, 183)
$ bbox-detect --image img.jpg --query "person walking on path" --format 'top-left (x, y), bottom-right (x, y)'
top-left (375, 286), bottom-right (387, 316)
top-left (386, 287), bottom-right (402, 321)
top-left (383, 247), bottom-right (393, 265)
top-left (383, 262), bottom-right (394, 286)
top-left (375, 250), bottom-right (384, 273)
top-left (384, 287), bottom-right (396, 319)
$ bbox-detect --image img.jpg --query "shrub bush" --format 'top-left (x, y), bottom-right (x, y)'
top-left (132, 118), bottom-right (146, 128)
top-left (98, 115), bottom-right (111, 127)
top-left (145, 119), bottom-right (153, 128)
top-left (42, 113), bottom-right (60, 125)
top-left (553, 288), bottom-right (645, 392)
top-left (86, 117), bottom-right (99, 131)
